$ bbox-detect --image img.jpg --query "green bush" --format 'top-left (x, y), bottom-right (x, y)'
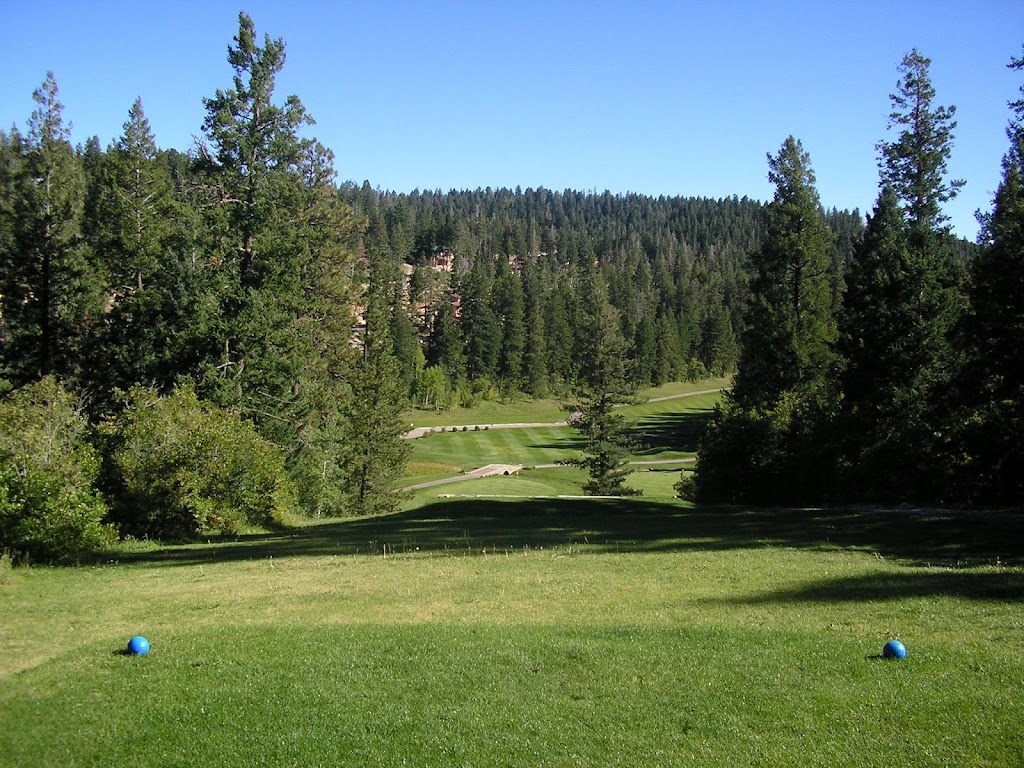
top-left (103, 385), bottom-right (297, 540)
top-left (0, 378), bottom-right (116, 564)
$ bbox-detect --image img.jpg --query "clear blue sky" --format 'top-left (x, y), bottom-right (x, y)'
top-left (2, 1), bottom-right (1021, 240)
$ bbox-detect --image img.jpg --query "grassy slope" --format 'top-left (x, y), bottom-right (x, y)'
top-left (403, 378), bottom-right (731, 428)
top-left (402, 388), bottom-right (722, 488)
top-left (2, 503), bottom-right (1023, 767)
top-left (3, 379), bottom-right (1023, 766)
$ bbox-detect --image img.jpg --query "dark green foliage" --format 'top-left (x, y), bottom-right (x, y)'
top-left (493, 261), bottom-right (526, 392)
top-left (0, 378), bottom-right (115, 563)
top-left (563, 272), bottom-right (641, 496)
top-left (0, 74), bottom-right (103, 386)
top-left (732, 137), bottom-right (837, 409)
top-left (427, 298), bottom-right (466, 386)
top-left (878, 49), bottom-right (964, 233)
top-left (836, 187), bottom-right (950, 499)
top-left (102, 385), bottom-right (297, 540)
top-left (458, 263), bottom-right (501, 383)
top-left (837, 50), bottom-right (965, 503)
top-left (336, 257), bottom-right (412, 516)
top-left (953, 50), bottom-right (1024, 504)
top-left (695, 138), bottom-right (838, 503)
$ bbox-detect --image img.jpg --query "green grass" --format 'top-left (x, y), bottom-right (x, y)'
top-left (407, 426), bottom-right (580, 472)
top-left (3, 378), bottom-right (1022, 766)
top-left (404, 377), bottom-right (731, 429)
top-left (1, 503), bottom-right (1022, 766)
top-left (401, 387), bottom-right (717, 490)
top-left (404, 396), bottom-right (569, 428)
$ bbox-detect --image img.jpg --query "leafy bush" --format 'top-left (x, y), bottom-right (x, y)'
top-left (0, 378), bottom-right (116, 564)
top-left (103, 385), bottom-right (297, 540)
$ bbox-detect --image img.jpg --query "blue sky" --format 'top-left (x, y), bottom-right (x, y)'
top-left (2, 1), bottom-right (1021, 240)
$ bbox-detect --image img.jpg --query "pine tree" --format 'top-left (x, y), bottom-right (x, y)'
top-left (196, 13), bottom-right (331, 449)
top-left (100, 98), bottom-right (172, 291)
top-left (521, 262), bottom-right (550, 396)
top-left (426, 298), bottom-right (466, 384)
top-left (732, 136), bottom-right (837, 409)
top-left (837, 50), bottom-right (964, 501)
top-left (694, 137), bottom-right (837, 503)
top-left (338, 256), bottom-right (412, 516)
top-left (0, 73), bottom-right (100, 384)
top-left (493, 261), bottom-right (526, 392)
top-left (563, 270), bottom-right (640, 496)
top-left (878, 49), bottom-right (964, 234)
top-left (956, 49), bottom-right (1024, 503)
top-left (459, 262), bottom-right (500, 383)
top-left (83, 98), bottom-right (186, 407)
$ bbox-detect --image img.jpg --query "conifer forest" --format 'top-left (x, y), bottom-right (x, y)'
top-left (1, 14), bottom-right (1021, 562)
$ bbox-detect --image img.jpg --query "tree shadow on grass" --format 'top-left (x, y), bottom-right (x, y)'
top-left (121, 498), bottom-right (1024, 581)
top-left (525, 434), bottom-right (587, 451)
top-left (628, 408), bottom-right (715, 456)
top-left (706, 568), bottom-right (1024, 604)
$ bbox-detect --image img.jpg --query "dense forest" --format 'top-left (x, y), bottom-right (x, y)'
top-left (0, 13), bottom-right (1019, 564)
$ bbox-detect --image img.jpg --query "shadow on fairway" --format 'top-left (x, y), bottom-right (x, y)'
top-left (711, 568), bottom-right (1024, 605)
top-left (122, 498), bottom-right (1024, 580)
top-left (628, 408), bottom-right (715, 455)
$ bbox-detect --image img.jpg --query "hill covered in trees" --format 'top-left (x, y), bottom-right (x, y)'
top-left (337, 185), bottom-right (865, 404)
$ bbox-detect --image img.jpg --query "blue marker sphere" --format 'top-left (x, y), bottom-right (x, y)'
top-left (127, 636), bottom-right (150, 656)
top-left (882, 639), bottom-right (907, 659)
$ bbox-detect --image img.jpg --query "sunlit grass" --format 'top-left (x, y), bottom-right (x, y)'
top-left (403, 377), bottom-right (731, 429)
top-left (2, 501), bottom-right (1022, 766)
top-left (4, 377), bottom-right (1020, 766)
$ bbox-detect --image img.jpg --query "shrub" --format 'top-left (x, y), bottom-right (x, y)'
top-left (103, 385), bottom-right (297, 540)
top-left (0, 378), bottom-right (116, 564)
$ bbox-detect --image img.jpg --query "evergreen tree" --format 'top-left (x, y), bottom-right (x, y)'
top-left (338, 256), bottom-right (412, 516)
top-left (544, 278), bottom-right (576, 390)
top-left (521, 262), bottom-right (550, 396)
top-left (732, 136), bottom-right (837, 408)
top-left (196, 12), bottom-right (315, 427)
top-left (0, 73), bottom-right (100, 385)
top-left (956, 49), bottom-right (1024, 503)
top-left (837, 50), bottom-right (964, 501)
top-left (98, 98), bottom-right (173, 291)
top-left (459, 262), bottom-right (500, 383)
top-left (878, 49), bottom-right (964, 233)
top-left (426, 297), bottom-right (466, 384)
top-left (493, 260), bottom-right (526, 392)
top-left (563, 270), bottom-right (640, 496)
top-left (694, 137), bottom-right (837, 503)
top-left (83, 98), bottom-right (186, 407)
top-left (195, 15), bottom-right (362, 515)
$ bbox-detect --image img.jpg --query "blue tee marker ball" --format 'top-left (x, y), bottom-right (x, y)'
top-left (882, 639), bottom-right (907, 659)
top-left (127, 636), bottom-right (150, 656)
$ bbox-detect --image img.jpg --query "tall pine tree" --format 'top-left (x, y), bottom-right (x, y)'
top-left (694, 137), bottom-right (837, 503)
top-left (838, 50), bottom-right (964, 501)
top-left (956, 49), bottom-right (1024, 504)
top-left (0, 73), bottom-right (100, 385)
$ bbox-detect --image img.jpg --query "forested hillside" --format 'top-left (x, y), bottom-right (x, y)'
top-left (338, 185), bottom-right (864, 402)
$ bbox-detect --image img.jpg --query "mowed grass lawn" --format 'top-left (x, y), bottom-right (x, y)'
top-left (2, 501), bottom-right (1023, 767)
top-left (402, 385), bottom-right (722, 488)
top-left (4, 380), bottom-right (1022, 766)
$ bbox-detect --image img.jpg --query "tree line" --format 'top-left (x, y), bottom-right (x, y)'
top-left (335, 185), bottom-right (866, 407)
top-left (690, 48), bottom-right (1023, 509)
top-left (0, 12), bottom-right (838, 561)
top-left (1, 13), bottom-right (1013, 562)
